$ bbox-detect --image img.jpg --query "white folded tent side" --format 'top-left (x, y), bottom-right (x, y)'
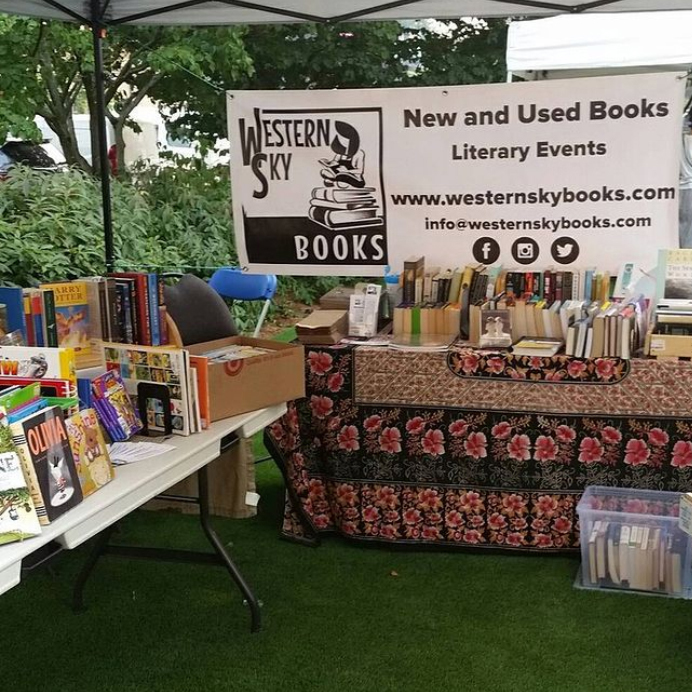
top-left (506, 11), bottom-right (692, 82)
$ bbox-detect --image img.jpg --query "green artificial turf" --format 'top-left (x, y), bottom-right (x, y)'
top-left (3, 454), bottom-right (692, 692)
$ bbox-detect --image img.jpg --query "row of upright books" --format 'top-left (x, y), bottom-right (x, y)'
top-left (470, 295), bottom-right (648, 359)
top-left (401, 255), bottom-right (625, 311)
top-left (585, 520), bottom-right (688, 596)
top-left (1, 273), bottom-right (170, 363)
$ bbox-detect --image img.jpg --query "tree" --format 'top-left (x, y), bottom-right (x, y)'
top-left (0, 15), bottom-right (252, 173)
top-left (151, 19), bottom-right (507, 145)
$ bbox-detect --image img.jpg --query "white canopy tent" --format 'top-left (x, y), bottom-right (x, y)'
top-left (6, 1), bottom-right (692, 25)
top-left (5, 0), bottom-right (692, 269)
top-left (507, 10), bottom-right (692, 80)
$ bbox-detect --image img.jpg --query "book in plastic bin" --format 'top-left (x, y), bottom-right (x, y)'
top-left (91, 370), bottom-right (143, 441)
top-left (39, 281), bottom-right (90, 354)
top-left (0, 424), bottom-right (41, 544)
top-left (65, 408), bottom-right (114, 497)
top-left (101, 342), bottom-right (191, 436)
top-left (9, 405), bottom-right (83, 525)
top-left (0, 344), bottom-right (76, 384)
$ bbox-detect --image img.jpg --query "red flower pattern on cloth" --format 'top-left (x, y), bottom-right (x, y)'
top-left (308, 350), bottom-right (333, 375)
top-left (418, 488), bottom-right (442, 511)
top-left (624, 439), bottom-right (650, 466)
top-left (601, 426), bottom-right (622, 445)
top-left (486, 356), bottom-right (504, 374)
top-left (337, 425), bottom-right (360, 451)
top-left (327, 372), bottom-right (344, 392)
top-left (492, 422), bottom-right (512, 440)
top-left (556, 425), bottom-right (576, 443)
top-left (567, 360), bottom-right (587, 378)
top-left (310, 395), bottom-right (333, 419)
top-left (406, 416), bottom-right (426, 435)
top-left (534, 435), bottom-right (557, 462)
top-left (672, 440), bottom-right (692, 468)
top-left (422, 429), bottom-right (445, 456)
top-left (578, 437), bottom-right (603, 464)
top-left (336, 483), bottom-right (357, 506)
top-left (648, 427), bottom-right (670, 448)
top-left (595, 358), bottom-right (615, 380)
top-left (507, 434), bottom-right (531, 461)
top-left (449, 419), bottom-right (469, 437)
top-left (462, 353), bottom-right (480, 374)
top-left (464, 431), bottom-right (488, 459)
top-left (379, 427), bottom-right (402, 454)
top-left (460, 491), bottom-right (483, 513)
top-left (364, 414), bottom-right (382, 431)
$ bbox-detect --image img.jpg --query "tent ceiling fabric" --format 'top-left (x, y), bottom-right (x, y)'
top-left (5, 0), bottom-right (692, 26)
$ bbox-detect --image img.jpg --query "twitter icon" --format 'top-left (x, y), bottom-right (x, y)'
top-left (551, 237), bottom-right (580, 264)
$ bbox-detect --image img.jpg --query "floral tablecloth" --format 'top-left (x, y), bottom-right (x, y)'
top-left (265, 345), bottom-right (692, 552)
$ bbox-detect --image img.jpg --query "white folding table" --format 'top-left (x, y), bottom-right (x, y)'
top-left (0, 403), bottom-right (286, 632)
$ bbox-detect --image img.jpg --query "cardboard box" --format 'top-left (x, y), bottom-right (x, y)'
top-left (187, 336), bottom-right (304, 421)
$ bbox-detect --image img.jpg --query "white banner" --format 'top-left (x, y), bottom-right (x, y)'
top-left (228, 73), bottom-right (684, 276)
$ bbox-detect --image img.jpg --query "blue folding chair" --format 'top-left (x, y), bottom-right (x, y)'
top-left (208, 268), bottom-right (278, 338)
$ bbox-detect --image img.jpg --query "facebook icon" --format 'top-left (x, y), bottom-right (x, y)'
top-left (472, 237), bottom-right (500, 264)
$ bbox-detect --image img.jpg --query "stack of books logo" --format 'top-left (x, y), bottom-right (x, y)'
top-left (309, 186), bottom-right (384, 231)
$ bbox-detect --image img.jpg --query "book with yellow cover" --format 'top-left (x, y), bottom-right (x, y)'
top-left (65, 408), bottom-right (114, 497)
top-left (40, 281), bottom-right (90, 355)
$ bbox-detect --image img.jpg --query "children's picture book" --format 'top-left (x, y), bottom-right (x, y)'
top-left (0, 441), bottom-right (41, 545)
top-left (101, 343), bottom-right (191, 436)
top-left (40, 281), bottom-right (91, 354)
top-left (9, 405), bottom-right (83, 525)
top-left (0, 344), bottom-right (76, 384)
top-left (91, 370), bottom-right (143, 441)
top-left (65, 408), bottom-right (114, 497)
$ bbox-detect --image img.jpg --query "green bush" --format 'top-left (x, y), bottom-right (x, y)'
top-left (0, 163), bottom-right (344, 329)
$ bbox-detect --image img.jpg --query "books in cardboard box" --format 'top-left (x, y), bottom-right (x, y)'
top-left (0, 435), bottom-right (41, 545)
top-left (65, 408), bottom-right (114, 497)
top-left (101, 342), bottom-right (192, 436)
top-left (9, 405), bottom-right (83, 525)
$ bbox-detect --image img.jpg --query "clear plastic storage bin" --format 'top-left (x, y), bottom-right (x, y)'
top-left (576, 486), bottom-right (692, 598)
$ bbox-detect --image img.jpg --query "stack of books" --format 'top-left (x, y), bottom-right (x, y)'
top-left (296, 310), bottom-right (348, 345)
top-left (308, 187), bottom-right (383, 230)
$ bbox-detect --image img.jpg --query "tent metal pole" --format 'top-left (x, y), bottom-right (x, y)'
top-left (91, 1), bottom-right (115, 272)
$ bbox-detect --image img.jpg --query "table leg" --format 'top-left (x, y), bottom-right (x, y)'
top-left (197, 464), bottom-right (262, 633)
top-left (72, 523), bottom-right (116, 612)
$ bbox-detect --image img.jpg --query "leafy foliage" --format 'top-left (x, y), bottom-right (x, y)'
top-left (152, 19), bottom-right (508, 144)
top-left (0, 165), bottom-right (338, 330)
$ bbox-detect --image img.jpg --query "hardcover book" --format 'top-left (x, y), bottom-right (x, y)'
top-left (0, 443), bottom-right (41, 545)
top-left (9, 405), bottom-right (83, 525)
top-left (65, 408), bottom-right (114, 497)
top-left (40, 281), bottom-right (91, 354)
